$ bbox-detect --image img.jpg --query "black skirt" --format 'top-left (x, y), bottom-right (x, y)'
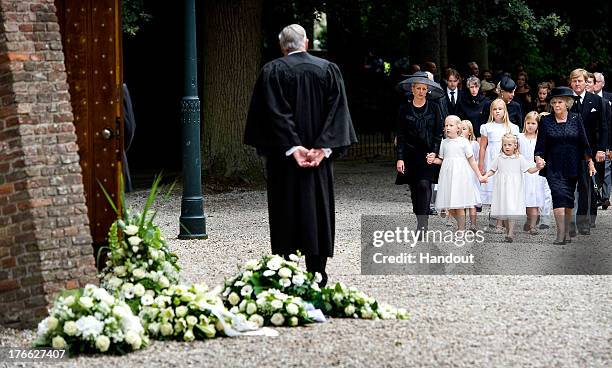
top-left (546, 174), bottom-right (577, 209)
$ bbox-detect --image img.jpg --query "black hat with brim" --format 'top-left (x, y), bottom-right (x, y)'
top-left (499, 76), bottom-right (516, 92)
top-left (546, 86), bottom-right (575, 101)
top-left (396, 72), bottom-right (445, 99)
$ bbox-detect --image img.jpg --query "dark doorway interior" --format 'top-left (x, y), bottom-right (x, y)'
top-left (123, 3), bottom-right (184, 187)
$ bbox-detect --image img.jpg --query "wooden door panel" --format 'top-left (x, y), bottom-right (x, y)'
top-left (56, 0), bottom-right (123, 245)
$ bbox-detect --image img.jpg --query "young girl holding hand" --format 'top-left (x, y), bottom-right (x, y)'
top-left (483, 133), bottom-right (544, 242)
top-left (428, 115), bottom-right (486, 231)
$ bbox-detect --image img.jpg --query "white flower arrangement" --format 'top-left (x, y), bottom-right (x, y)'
top-left (34, 284), bottom-right (148, 354)
top-left (319, 282), bottom-right (410, 320)
top-left (138, 283), bottom-right (256, 341)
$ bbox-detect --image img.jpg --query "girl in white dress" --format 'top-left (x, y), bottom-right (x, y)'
top-left (428, 115), bottom-right (485, 231)
top-left (483, 133), bottom-right (543, 242)
top-left (461, 120), bottom-right (482, 230)
top-left (518, 111), bottom-right (544, 234)
top-left (479, 98), bottom-right (520, 232)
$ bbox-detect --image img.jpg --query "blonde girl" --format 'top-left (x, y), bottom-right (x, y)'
top-left (518, 111), bottom-right (545, 234)
top-left (483, 133), bottom-right (543, 242)
top-left (461, 119), bottom-right (481, 230)
top-left (479, 99), bottom-right (520, 231)
top-left (428, 115), bottom-right (485, 231)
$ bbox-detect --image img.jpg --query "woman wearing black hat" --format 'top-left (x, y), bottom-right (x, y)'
top-left (395, 73), bottom-right (445, 232)
top-left (535, 86), bottom-right (596, 244)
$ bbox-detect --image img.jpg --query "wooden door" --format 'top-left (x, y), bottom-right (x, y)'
top-left (55, 0), bottom-right (123, 247)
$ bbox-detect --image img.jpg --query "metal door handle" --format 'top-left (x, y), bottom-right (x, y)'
top-left (101, 128), bottom-right (113, 139)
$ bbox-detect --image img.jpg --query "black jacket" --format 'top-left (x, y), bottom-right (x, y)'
top-left (444, 87), bottom-right (462, 116)
top-left (570, 92), bottom-right (608, 152)
top-left (458, 92), bottom-right (489, 135)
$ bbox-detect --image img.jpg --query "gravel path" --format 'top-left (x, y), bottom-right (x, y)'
top-left (2, 161), bottom-right (611, 367)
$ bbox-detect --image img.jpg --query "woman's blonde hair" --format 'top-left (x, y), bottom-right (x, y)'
top-left (461, 120), bottom-right (476, 141)
top-left (500, 133), bottom-right (519, 155)
top-left (487, 98), bottom-right (511, 132)
top-left (522, 111), bottom-right (540, 134)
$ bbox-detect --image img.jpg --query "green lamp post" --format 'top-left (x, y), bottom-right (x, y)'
top-left (179, 0), bottom-right (207, 239)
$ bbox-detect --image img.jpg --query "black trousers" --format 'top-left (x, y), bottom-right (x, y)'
top-left (574, 161), bottom-right (596, 231)
top-left (409, 179), bottom-right (432, 231)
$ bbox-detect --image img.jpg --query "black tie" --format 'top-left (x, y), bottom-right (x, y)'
top-left (575, 96), bottom-right (582, 112)
top-left (450, 91), bottom-right (456, 105)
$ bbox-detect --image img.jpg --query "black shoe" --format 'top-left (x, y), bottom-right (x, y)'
top-left (553, 239), bottom-right (566, 245)
top-left (429, 208), bottom-right (438, 216)
top-left (523, 223), bottom-right (530, 232)
top-left (505, 236), bottom-right (514, 243)
top-left (539, 224), bottom-right (550, 229)
top-left (602, 199), bottom-right (610, 210)
top-left (590, 223), bottom-right (596, 228)
top-left (578, 228), bottom-right (590, 235)
top-left (569, 230), bottom-right (577, 237)
top-left (476, 206), bottom-right (482, 213)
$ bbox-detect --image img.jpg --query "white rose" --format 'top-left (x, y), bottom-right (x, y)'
top-left (292, 274), bottom-right (305, 286)
top-left (248, 314), bottom-right (264, 328)
top-left (46, 316), bottom-right (59, 331)
top-left (160, 323), bottom-right (173, 336)
top-left (63, 321), bottom-right (78, 336)
top-left (286, 303), bottom-right (299, 315)
top-left (183, 329), bottom-right (195, 342)
top-left (270, 299), bottom-right (283, 310)
top-left (132, 246), bottom-right (140, 253)
top-left (201, 324), bottom-right (216, 338)
top-left (147, 322), bottom-right (160, 335)
top-left (95, 335), bottom-right (110, 352)
top-left (240, 285), bottom-right (253, 297)
top-left (132, 268), bottom-right (146, 280)
top-left (128, 236), bottom-right (142, 246)
top-left (141, 294), bottom-right (154, 306)
top-left (186, 315), bottom-right (198, 326)
top-left (125, 330), bottom-right (142, 350)
top-left (360, 308), bottom-right (373, 319)
top-left (278, 267), bottom-right (292, 279)
top-left (289, 254), bottom-right (300, 262)
top-left (124, 225), bottom-right (139, 236)
top-left (51, 335), bottom-right (67, 349)
top-left (270, 313), bottom-right (285, 326)
top-left (63, 295), bottom-right (75, 306)
top-left (241, 271), bottom-right (253, 281)
top-left (279, 278), bottom-right (291, 288)
top-left (133, 284), bottom-right (146, 297)
top-left (78, 296), bottom-right (94, 309)
top-left (159, 276), bottom-right (170, 288)
top-left (228, 292), bottom-right (240, 306)
top-left (266, 257), bottom-right (282, 271)
top-left (114, 266), bottom-right (127, 277)
top-left (262, 270), bottom-right (276, 277)
top-left (180, 292), bottom-right (195, 302)
top-left (246, 303), bottom-right (257, 315)
top-left (289, 316), bottom-right (299, 326)
top-left (215, 320), bottom-right (225, 332)
top-left (314, 272), bottom-right (323, 283)
top-left (245, 259), bottom-right (259, 270)
top-left (230, 306), bottom-right (240, 314)
top-left (344, 304), bottom-right (356, 316)
top-left (108, 277), bottom-right (122, 290)
top-left (175, 306), bottom-right (188, 318)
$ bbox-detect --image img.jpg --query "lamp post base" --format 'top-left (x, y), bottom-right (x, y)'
top-left (178, 197), bottom-right (207, 239)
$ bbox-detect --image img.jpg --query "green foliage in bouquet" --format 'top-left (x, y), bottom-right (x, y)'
top-left (99, 175), bottom-right (181, 313)
top-left (33, 285), bottom-right (148, 355)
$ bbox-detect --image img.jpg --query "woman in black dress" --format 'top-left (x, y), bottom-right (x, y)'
top-left (458, 76), bottom-right (490, 140)
top-left (535, 87), bottom-right (596, 244)
top-left (395, 73), bottom-right (444, 232)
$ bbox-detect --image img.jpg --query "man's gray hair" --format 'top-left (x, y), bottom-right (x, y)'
top-left (594, 72), bottom-right (605, 86)
top-left (279, 24), bottom-right (307, 52)
top-left (466, 76), bottom-right (480, 87)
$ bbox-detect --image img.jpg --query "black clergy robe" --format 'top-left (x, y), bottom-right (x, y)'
top-left (244, 52), bottom-right (357, 257)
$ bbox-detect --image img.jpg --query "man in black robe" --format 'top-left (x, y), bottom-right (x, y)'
top-left (244, 24), bottom-right (357, 287)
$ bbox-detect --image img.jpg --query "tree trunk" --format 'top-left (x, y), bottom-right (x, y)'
top-left (439, 16), bottom-right (448, 70)
top-left (201, 0), bottom-right (263, 180)
top-left (462, 36), bottom-right (489, 71)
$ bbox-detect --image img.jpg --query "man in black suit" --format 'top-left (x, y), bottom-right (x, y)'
top-left (443, 68), bottom-right (462, 116)
top-left (569, 68), bottom-right (608, 235)
top-left (593, 72), bottom-right (612, 209)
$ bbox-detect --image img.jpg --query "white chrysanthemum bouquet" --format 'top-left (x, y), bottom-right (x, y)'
top-left (33, 284), bottom-right (148, 354)
top-left (320, 282), bottom-right (409, 320)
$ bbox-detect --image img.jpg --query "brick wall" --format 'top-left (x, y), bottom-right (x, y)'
top-left (0, 0), bottom-right (97, 328)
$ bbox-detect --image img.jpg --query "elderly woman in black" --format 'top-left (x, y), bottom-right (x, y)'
top-left (395, 73), bottom-right (444, 232)
top-left (535, 87), bottom-right (596, 244)
top-left (458, 76), bottom-right (490, 140)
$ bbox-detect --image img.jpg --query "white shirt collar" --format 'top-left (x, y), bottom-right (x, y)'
top-left (596, 91), bottom-right (603, 98)
top-left (573, 90), bottom-right (586, 101)
top-left (288, 50), bottom-right (306, 56)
